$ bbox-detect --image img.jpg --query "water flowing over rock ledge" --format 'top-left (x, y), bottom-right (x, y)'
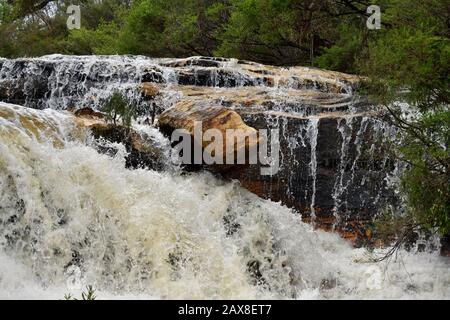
top-left (0, 55), bottom-right (399, 245)
top-left (1, 99), bottom-right (448, 299)
top-left (0, 55), bottom-right (361, 110)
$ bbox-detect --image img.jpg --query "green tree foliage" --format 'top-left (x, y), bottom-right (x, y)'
top-left (102, 91), bottom-right (137, 128)
top-left (399, 112), bottom-right (449, 236)
top-left (216, 0), bottom-right (373, 65)
top-left (315, 24), bottom-right (366, 74)
top-left (0, 0), bottom-right (369, 63)
top-left (0, 0), bottom-right (129, 57)
top-left (358, 0), bottom-right (450, 241)
top-left (0, 0), bottom-right (67, 56)
top-left (218, 0), bottom-right (316, 64)
top-left (118, 0), bottom-right (229, 57)
top-left (61, 21), bottom-right (120, 55)
top-left (60, 0), bottom-right (129, 55)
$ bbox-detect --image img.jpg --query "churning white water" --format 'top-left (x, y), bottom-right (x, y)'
top-left (0, 102), bottom-right (449, 300)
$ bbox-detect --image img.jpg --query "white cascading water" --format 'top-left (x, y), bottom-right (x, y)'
top-left (332, 117), bottom-right (355, 218)
top-left (0, 101), bottom-right (449, 300)
top-left (307, 118), bottom-right (319, 220)
top-left (0, 55), bottom-right (357, 111)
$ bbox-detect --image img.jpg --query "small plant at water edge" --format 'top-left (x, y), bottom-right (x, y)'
top-left (64, 285), bottom-right (97, 300)
top-left (102, 91), bottom-right (137, 128)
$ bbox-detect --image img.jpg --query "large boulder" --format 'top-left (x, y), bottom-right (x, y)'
top-left (158, 100), bottom-right (260, 170)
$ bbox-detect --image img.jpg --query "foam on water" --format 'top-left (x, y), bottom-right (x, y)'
top-left (0, 102), bottom-right (449, 300)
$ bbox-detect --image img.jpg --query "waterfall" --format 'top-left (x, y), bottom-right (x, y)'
top-left (0, 54), bottom-right (448, 299)
top-left (0, 101), bottom-right (448, 299)
top-left (0, 55), bottom-right (357, 112)
top-left (307, 118), bottom-right (319, 220)
top-left (0, 55), bottom-right (167, 111)
top-left (332, 118), bottom-right (354, 219)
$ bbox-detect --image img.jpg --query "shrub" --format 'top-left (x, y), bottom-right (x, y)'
top-left (64, 285), bottom-right (97, 301)
top-left (102, 91), bottom-right (137, 128)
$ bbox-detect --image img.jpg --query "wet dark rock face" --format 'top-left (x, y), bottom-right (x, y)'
top-left (0, 56), bottom-right (165, 110)
top-left (72, 108), bottom-right (169, 172)
top-left (0, 55), bottom-right (400, 244)
top-left (232, 113), bottom-right (397, 243)
top-left (441, 234), bottom-right (450, 257)
top-left (90, 124), bottom-right (168, 172)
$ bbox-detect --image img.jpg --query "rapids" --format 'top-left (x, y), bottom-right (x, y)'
top-left (0, 102), bottom-right (448, 300)
top-left (0, 55), bottom-right (400, 224)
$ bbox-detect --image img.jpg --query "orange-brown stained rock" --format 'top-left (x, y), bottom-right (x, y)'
top-left (72, 107), bottom-right (105, 128)
top-left (141, 82), bottom-right (160, 98)
top-left (158, 100), bottom-right (260, 165)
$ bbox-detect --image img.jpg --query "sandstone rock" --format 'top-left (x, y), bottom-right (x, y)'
top-left (74, 107), bottom-right (105, 118)
top-left (141, 82), bottom-right (160, 98)
top-left (158, 100), bottom-right (260, 169)
top-left (71, 107), bottom-right (167, 171)
top-left (159, 56), bottom-right (362, 93)
top-left (160, 57), bottom-right (222, 68)
top-left (72, 107), bottom-right (105, 128)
